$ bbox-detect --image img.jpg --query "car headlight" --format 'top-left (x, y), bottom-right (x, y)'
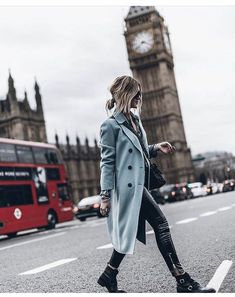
top-left (93, 203), bottom-right (100, 208)
top-left (73, 206), bottom-right (79, 213)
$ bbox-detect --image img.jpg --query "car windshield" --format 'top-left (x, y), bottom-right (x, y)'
top-left (78, 195), bottom-right (101, 207)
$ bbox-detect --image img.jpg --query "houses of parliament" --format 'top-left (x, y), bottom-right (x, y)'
top-left (0, 6), bottom-right (195, 203)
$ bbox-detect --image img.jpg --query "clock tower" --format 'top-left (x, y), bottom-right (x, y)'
top-left (124, 6), bottom-right (195, 183)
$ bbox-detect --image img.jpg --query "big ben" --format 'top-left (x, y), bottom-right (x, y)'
top-left (124, 6), bottom-right (195, 183)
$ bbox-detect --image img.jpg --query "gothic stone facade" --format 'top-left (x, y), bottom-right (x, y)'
top-left (124, 6), bottom-right (195, 183)
top-left (55, 134), bottom-right (101, 203)
top-left (0, 73), bottom-right (47, 142)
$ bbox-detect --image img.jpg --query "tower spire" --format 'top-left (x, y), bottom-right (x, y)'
top-left (8, 69), bottom-right (16, 97)
top-left (34, 78), bottom-right (43, 113)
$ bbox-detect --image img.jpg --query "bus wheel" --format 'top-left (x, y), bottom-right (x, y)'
top-left (7, 232), bottom-right (17, 238)
top-left (46, 211), bottom-right (57, 229)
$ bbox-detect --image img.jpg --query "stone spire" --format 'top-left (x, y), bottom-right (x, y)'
top-left (34, 78), bottom-right (43, 113)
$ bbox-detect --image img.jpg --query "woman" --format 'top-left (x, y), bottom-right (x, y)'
top-left (97, 75), bottom-right (215, 293)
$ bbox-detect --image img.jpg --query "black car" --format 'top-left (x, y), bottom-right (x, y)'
top-left (159, 184), bottom-right (175, 203)
top-left (167, 183), bottom-right (193, 202)
top-left (150, 189), bottom-right (166, 205)
top-left (74, 195), bottom-right (102, 221)
top-left (222, 179), bottom-right (235, 192)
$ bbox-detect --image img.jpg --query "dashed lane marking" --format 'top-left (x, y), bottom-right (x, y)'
top-left (206, 260), bottom-right (233, 292)
top-left (19, 258), bottom-right (77, 275)
top-left (0, 232), bottom-right (66, 252)
top-left (96, 243), bottom-right (113, 250)
top-left (200, 211), bottom-right (218, 217)
top-left (175, 218), bottom-right (198, 224)
top-left (146, 225), bottom-right (172, 235)
top-left (218, 206), bottom-right (232, 212)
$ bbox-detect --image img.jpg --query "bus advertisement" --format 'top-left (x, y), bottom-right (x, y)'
top-left (0, 138), bottom-right (74, 238)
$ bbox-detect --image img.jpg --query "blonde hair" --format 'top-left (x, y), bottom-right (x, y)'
top-left (105, 75), bottom-right (143, 115)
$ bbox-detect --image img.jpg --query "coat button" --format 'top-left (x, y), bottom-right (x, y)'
top-left (128, 183), bottom-right (132, 187)
top-left (128, 165), bottom-right (132, 170)
top-left (129, 148), bottom-right (133, 153)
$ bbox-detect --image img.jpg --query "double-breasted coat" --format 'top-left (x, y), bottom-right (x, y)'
top-left (98, 107), bottom-right (158, 255)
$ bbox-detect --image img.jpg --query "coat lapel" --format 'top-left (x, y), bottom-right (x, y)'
top-left (112, 108), bottom-right (149, 157)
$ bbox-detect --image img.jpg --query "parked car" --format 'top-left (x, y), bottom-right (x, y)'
top-left (159, 184), bottom-right (175, 202)
top-left (74, 195), bottom-right (102, 221)
top-left (222, 179), bottom-right (235, 192)
top-left (167, 183), bottom-right (193, 202)
top-left (188, 182), bottom-right (207, 198)
top-left (150, 189), bottom-right (166, 205)
top-left (206, 182), bottom-right (222, 195)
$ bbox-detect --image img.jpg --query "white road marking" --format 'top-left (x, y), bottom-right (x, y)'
top-left (232, 204), bottom-right (235, 207)
top-left (96, 243), bottom-right (113, 250)
top-left (19, 258), bottom-right (77, 275)
top-left (200, 211), bottom-right (217, 217)
top-left (146, 230), bottom-right (154, 235)
top-left (175, 218), bottom-right (198, 224)
top-left (206, 260), bottom-right (233, 292)
top-left (18, 228), bottom-right (38, 235)
top-left (218, 206), bottom-right (232, 212)
top-left (0, 232), bottom-right (65, 252)
top-left (146, 225), bottom-right (172, 235)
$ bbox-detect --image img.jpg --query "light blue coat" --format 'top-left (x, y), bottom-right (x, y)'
top-left (98, 107), bottom-right (158, 254)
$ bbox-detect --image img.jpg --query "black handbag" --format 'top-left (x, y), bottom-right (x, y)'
top-left (122, 121), bottom-right (166, 190)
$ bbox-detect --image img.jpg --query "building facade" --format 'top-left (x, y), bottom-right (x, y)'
top-left (0, 73), bottom-right (47, 142)
top-left (124, 6), bottom-right (195, 183)
top-left (55, 134), bottom-right (101, 203)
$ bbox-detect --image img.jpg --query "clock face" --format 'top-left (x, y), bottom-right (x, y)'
top-left (132, 31), bottom-right (154, 54)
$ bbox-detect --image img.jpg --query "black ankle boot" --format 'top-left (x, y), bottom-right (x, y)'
top-left (97, 264), bottom-right (126, 293)
top-left (176, 272), bottom-right (216, 293)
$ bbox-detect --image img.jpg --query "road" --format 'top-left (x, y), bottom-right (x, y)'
top-left (0, 191), bottom-right (234, 293)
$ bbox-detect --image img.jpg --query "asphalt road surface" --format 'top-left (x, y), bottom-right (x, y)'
top-left (0, 191), bottom-right (234, 293)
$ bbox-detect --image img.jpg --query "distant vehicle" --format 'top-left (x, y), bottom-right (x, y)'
top-left (206, 183), bottom-right (221, 195)
top-left (188, 182), bottom-right (207, 198)
top-left (74, 195), bottom-right (102, 221)
top-left (0, 138), bottom-right (74, 238)
top-left (222, 179), bottom-right (235, 192)
top-left (159, 184), bottom-right (175, 202)
top-left (150, 189), bottom-right (166, 205)
top-left (167, 183), bottom-right (193, 202)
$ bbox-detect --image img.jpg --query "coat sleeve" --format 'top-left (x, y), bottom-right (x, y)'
top-left (98, 120), bottom-right (116, 191)
top-left (148, 144), bottom-right (158, 158)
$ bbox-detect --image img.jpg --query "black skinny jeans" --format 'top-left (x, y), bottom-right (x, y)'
top-left (108, 185), bottom-right (185, 277)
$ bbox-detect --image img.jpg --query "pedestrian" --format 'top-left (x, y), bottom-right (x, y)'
top-left (97, 75), bottom-right (215, 293)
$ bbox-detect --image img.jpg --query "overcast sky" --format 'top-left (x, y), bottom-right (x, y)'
top-left (0, 6), bottom-right (234, 156)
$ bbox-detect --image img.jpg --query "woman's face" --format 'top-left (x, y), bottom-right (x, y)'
top-left (130, 89), bottom-right (141, 109)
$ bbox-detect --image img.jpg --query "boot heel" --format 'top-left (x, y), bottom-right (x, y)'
top-left (97, 277), bottom-right (106, 287)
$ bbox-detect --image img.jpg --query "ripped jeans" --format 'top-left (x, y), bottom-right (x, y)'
top-left (108, 186), bottom-right (185, 277)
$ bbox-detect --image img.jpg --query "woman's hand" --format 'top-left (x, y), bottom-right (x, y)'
top-left (100, 197), bottom-right (111, 217)
top-left (156, 142), bottom-right (176, 154)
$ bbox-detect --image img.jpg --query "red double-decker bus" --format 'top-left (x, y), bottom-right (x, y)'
top-left (0, 138), bottom-right (74, 238)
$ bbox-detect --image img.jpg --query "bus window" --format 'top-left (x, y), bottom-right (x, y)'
top-left (46, 168), bottom-right (60, 180)
top-left (0, 143), bottom-right (17, 162)
top-left (57, 184), bottom-right (70, 201)
top-left (16, 145), bottom-right (34, 163)
top-left (32, 147), bottom-right (48, 164)
top-left (0, 185), bottom-right (33, 207)
top-left (46, 149), bottom-right (62, 165)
